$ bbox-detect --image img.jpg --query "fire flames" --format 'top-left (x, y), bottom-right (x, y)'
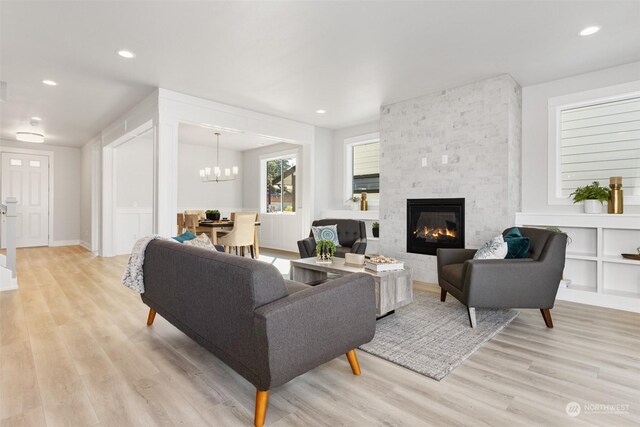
top-left (414, 226), bottom-right (457, 240)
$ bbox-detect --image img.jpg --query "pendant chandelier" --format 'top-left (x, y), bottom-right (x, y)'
top-left (200, 132), bottom-right (239, 182)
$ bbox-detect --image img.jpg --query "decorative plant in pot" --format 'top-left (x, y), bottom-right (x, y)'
top-left (316, 240), bottom-right (336, 263)
top-left (570, 181), bottom-right (610, 214)
top-left (346, 195), bottom-right (361, 211)
top-left (372, 222), bottom-right (379, 238)
top-left (206, 210), bottom-right (221, 221)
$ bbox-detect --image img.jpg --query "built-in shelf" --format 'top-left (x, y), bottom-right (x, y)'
top-left (516, 212), bottom-right (640, 313)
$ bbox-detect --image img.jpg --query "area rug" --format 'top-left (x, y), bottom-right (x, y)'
top-left (360, 290), bottom-right (518, 381)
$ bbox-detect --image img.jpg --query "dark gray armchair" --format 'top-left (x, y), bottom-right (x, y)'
top-left (437, 227), bottom-right (567, 328)
top-left (298, 219), bottom-right (367, 258)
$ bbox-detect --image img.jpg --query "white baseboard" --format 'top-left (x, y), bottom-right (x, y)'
top-left (50, 240), bottom-right (81, 247)
top-left (80, 241), bottom-right (92, 251)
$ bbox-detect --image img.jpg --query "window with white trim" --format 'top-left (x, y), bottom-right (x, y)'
top-left (559, 95), bottom-right (640, 198)
top-left (263, 155), bottom-right (296, 213)
top-left (344, 133), bottom-right (380, 203)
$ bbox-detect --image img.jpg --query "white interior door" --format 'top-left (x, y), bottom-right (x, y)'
top-left (1, 153), bottom-right (50, 247)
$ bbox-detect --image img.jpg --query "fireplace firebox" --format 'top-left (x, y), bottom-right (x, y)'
top-left (407, 198), bottom-right (465, 256)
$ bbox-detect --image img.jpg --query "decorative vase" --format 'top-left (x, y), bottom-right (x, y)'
top-left (316, 251), bottom-right (332, 263)
top-left (206, 213), bottom-right (214, 220)
top-left (584, 200), bottom-right (602, 214)
top-left (213, 212), bottom-right (221, 221)
top-left (372, 228), bottom-right (379, 238)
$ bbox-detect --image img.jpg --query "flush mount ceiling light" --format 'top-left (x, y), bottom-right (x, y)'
top-left (42, 79), bottom-right (58, 86)
top-left (316, 109), bottom-right (326, 114)
top-left (31, 116), bottom-right (42, 121)
top-left (117, 49), bottom-right (136, 59)
top-left (580, 26), bottom-right (600, 36)
top-left (200, 132), bottom-right (239, 183)
top-left (16, 132), bottom-right (44, 143)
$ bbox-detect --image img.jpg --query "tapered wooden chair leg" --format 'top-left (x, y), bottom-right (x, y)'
top-left (346, 349), bottom-right (361, 376)
top-left (440, 288), bottom-right (447, 302)
top-left (254, 390), bottom-right (269, 427)
top-left (540, 308), bottom-right (554, 328)
top-left (146, 308), bottom-right (156, 326)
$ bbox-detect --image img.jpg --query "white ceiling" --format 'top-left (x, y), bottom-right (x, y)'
top-left (1, 1), bottom-right (639, 147)
top-left (179, 123), bottom-right (283, 152)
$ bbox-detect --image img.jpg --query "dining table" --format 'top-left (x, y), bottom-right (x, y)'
top-left (197, 220), bottom-right (262, 257)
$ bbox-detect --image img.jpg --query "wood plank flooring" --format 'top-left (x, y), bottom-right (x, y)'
top-left (1, 245), bottom-right (639, 426)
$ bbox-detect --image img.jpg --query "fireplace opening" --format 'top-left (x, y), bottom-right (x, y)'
top-left (407, 198), bottom-right (465, 256)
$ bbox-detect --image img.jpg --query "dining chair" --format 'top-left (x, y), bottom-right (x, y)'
top-left (184, 214), bottom-right (199, 234)
top-left (176, 213), bottom-right (186, 234)
top-left (218, 212), bottom-right (258, 257)
top-left (185, 210), bottom-right (206, 221)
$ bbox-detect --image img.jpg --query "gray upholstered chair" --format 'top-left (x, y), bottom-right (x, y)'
top-left (297, 219), bottom-right (367, 258)
top-left (437, 227), bottom-right (567, 328)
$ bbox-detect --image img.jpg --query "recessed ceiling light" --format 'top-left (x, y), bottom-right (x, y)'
top-left (316, 109), bottom-right (326, 114)
top-left (16, 132), bottom-right (44, 143)
top-left (580, 26), bottom-right (600, 36)
top-left (42, 79), bottom-right (58, 86)
top-left (117, 49), bottom-right (136, 59)
top-left (31, 116), bottom-right (42, 121)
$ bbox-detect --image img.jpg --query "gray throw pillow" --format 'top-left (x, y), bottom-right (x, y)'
top-left (473, 235), bottom-right (508, 260)
top-left (183, 233), bottom-right (218, 251)
top-left (311, 225), bottom-right (341, 247)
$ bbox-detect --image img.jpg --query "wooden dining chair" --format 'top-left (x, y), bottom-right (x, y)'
top-left (184, 214), bottom-right (199, 234)
top-left (176, 213), bottom-right (186, 234)
top-left (218, 212), bottom-right (258, 258)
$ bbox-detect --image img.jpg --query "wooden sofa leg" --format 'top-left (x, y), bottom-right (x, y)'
top-left (254, 390), bottom-right (269, 427)
top-left (467, 307), bottom-right (477, 328)
top-left (440, 288), bottom-right (447, 302)
top-left (346, 349), bottom-right (361, 376)
top-left (540, 308), bottom-right (554, 328)
top-left (146, 308), bottom-right (156, 326)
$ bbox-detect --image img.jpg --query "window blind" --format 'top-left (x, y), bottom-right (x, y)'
top-left (560, 96), bottom-right (640, 197)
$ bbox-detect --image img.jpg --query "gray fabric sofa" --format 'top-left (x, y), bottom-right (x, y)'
top-left (437, 227), bottom-right (567, 328)
top-left (297, 219), bottom-right (367, 258)
top-left (141, 240), bottom-right (376, 427)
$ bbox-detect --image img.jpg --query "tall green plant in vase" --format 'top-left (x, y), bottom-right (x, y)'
top-left (316, 240), bottom-right (336, 263)
top-left (570, 181), bottom-right (610, 214)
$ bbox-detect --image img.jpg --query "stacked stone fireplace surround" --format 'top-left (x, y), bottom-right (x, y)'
top-left (379, 75), bottom-right (522, 284)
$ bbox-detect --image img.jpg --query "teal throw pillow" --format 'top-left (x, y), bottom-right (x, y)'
top-left (173, 230), bottom-right (196, 243)
top-left (503, 227), bottom-right (530, 259)
top-left (311, 225), bottom-right (341, 247)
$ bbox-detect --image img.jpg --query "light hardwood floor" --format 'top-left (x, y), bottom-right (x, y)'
top-left (1, 246), bottom-right (639, 426)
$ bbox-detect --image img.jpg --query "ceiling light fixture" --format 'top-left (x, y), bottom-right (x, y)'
top-left (16, 132), bottom-right (44, 143)
top-left (42, 79), bottom-right (58, 86)
top-left (316, 109), bottom-right (326, 114)
top-left (580, 26), bottom-right (600, 36)
top-left (31, 116), bottom-right (42, 121)
top-left (200, 132), bottom-right (239, 183)
top-left (117, 49), bottom-right (136, 59)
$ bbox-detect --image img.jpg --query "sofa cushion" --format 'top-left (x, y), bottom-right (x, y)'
top-left (441, 263), bottom-right (465, 290)
top-left (284, 280), bottom-right (311, 295)
top-left (183, 233), bottom-right (217, 251)
top-left (311, 225), bottom-right (341, 247)
top-left (173, 230), bottom-right (196, 243)
top-left (503, 227), bottom-right (530, 259)
top-left (473, 235), bottom-right (508, 260)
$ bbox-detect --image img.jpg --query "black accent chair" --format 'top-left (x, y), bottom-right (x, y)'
top-left (437, 227), bottom-right (567, 328)
top-left (297, 219), bottom-right (367, 258)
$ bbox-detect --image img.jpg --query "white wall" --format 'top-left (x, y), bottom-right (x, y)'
top-left (1, 139), bottom-right (81, 245)
top-left (331, 121), bottom-right (379, 210)
top-left (178, 142), bottom-right (243, 217)
top-left (80, 142), bottom-right (92, 247)
top-left (522, 61), bottom-right (640, 214)
top-left (313, 127), bottom-right (333, 219)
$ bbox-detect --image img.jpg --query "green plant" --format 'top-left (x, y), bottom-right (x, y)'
top-left (205, 210), bottom-right (216, 214)
top-left (372, 222), bottom-right (379, 229)
top-left (570, 181), bottom-right (610, 204)
top-left (545, 226), bottom-right (572, 245)
top-left (316, 240), bottom-right (336, 261)
top-left (346, 195), bottom-right (361, 203)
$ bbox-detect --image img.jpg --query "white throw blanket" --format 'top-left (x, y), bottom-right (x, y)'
top-left (122, 235), bottom-right (172, 293)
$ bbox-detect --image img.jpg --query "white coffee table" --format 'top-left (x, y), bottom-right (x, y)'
top-left (290, 257), bottom-right (413, 318)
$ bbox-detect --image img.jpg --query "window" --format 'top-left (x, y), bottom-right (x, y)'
top-left (558, 96), bottom-right (640, 198)
top-left (10, 159), bottom-right (22, 166)
top-left (29, 160), bottom-right (41, 167)
top-left (265, 156), bottom-right (296, 213)
top-left (344, 132), bottom-right (380, 203)
top-left (548, 82), bottom-right (640, 205)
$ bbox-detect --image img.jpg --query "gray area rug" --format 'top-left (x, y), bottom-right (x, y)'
top-left (360, 290), bottom-right (518, 381)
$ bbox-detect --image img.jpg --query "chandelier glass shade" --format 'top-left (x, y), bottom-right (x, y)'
top-left (200, 132), bottom-right (239, 182)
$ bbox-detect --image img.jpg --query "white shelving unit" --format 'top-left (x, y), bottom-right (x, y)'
top-left (515, 213), bottom-right (640, 313)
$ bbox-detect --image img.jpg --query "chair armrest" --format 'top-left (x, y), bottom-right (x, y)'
top-left (297, 237), bottom-right (316, 258)
top-left (351, 237), bottom-right (367, 254)
top-left (437, 248), bottom-right (477, 281)
top-left (463, 259), bottom-right (562, 308)
top-left (254, 273), bottom-right (376, 389)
